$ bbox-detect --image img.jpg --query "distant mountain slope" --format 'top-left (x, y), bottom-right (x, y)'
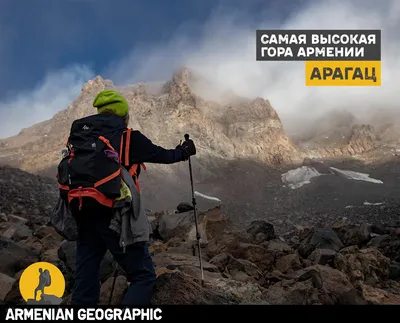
top-left (0, 165), bottom-right (57, 226)
top-left (0, 68), bottom-right (302, 176)
top-left (1, 67), bottom-right (400, 226)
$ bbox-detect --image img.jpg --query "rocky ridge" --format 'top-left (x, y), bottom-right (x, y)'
top-left (298, 123), bottom-right (400, 162)
top-left (1, 67), bottom-right (399, 178)
top-left (0, 165), bottom-right (399, 305)
top-left (0, 67), bottom-right (302, 177)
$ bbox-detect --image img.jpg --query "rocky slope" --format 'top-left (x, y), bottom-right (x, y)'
top-left (295, 109), bottom-right (400, 161)
top-left (0, 165), bottom-right (399, 305)
top-left (0, 67), bottom-right (302, 176)
top-left (1, 200), bottom-right (399, 305)
top-left (1, 67), bottom-right (398, 176)
top-left (0, 165), bottom-right (57, 227)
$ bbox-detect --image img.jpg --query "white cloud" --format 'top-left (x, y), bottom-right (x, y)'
top-left (1, 0), bottom-right (398, 140)
top-left (0, 65), bottom-right (94, 138)
top-left (110, 0), bottom-right (400, 138)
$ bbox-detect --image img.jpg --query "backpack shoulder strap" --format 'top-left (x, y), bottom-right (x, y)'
top-left (120, 128), bottom-right (146, 192)
top-left (122, 128), bottom-right (132, 166)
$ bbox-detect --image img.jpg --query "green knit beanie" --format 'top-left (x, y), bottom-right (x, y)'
top-left (93, 90), bottom-right (129, 117)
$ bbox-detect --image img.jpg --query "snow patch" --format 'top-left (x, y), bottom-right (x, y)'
top-left (346, 201), bottom-right (384, 208)
top-left (329, 167), bottom-right (383, 184)
top-left (281, 166), bottom-right (322, 189)
top-left (282, 165), bottom-right (384, 189)
top-left (194, 191), bottom-right (221, 203)
top-left (363, 201), bottom-right (384, 206)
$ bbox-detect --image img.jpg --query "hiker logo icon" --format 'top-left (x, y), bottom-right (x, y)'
top-left (19, 261), bottom-right (65, 305)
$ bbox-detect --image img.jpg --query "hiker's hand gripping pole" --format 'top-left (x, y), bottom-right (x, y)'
top-left (184, 134), bottom-right (205, 287)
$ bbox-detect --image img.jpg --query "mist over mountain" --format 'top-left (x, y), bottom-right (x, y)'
top-left (1, 0), bottom-right (399, 141)
top-left (1, 67), bottom-right (400, 227)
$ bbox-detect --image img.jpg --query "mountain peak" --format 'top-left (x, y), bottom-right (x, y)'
top-left (172, 67), bottom-right (191, 86)
top-left (81, 75), bottom-right (113, 93)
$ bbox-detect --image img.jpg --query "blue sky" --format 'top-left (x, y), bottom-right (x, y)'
top-left (0, 0), bottom-right (398, 138)
top-left (0, 0), bottom-right (303, 99)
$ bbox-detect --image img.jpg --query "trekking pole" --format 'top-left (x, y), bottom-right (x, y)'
top-left (108, 262), bottom-right (119, 305)
top-left (183, 133), bottom-right (205, 287)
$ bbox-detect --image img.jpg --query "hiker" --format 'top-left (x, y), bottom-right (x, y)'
top-left (34, 268), bottom-right (51, 301)
top-left (58, 90), bottom-right (196, 306)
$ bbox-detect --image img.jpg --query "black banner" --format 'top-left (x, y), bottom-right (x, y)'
top-left (0, 305), bottom-right (398, 322)
top-left (256, 29), bottom-right (381, 61)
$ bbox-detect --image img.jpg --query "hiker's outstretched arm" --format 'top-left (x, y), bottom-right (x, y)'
top-left (128, 131), bottom-right (187, 164)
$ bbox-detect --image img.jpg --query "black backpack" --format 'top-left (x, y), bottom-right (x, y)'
top-left (56, 113), bottom-right (145, 213)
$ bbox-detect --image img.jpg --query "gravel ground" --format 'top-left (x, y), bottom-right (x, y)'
top-left (192, 156), bottom-right (400, 234)
top-left (2, 153), bottom-right (400, 235)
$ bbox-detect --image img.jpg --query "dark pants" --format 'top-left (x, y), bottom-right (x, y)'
top-left (71, 209), bottom-right (156, 306)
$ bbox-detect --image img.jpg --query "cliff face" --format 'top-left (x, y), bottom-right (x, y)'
top-left (0, 67), bottom-right (400, 229)
top-left (0, 67), bottom-right (302, 175)
top-left (297, 123), bottom-right (400, 161)
top-left (221, 98), bottom-right (300, 164)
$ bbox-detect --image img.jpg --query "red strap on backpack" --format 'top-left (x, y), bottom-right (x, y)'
top-left (58, 135), bottom-right (122, 209)
top-left (57, 129), bottom-right (146, 209)
top-left (121, 128), bottom-right (146, 192)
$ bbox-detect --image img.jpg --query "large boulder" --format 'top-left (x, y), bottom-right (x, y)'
top-left (176, 202), bottom-right (194, 213)
top-left (263, 265), bottom-right (366, 305)
top-left (207, 234), bottom-right (291, 273)
top-left (0, 237), bottom-right (39, 277)
top-left (40, 233), bottom-right (64, 252)
top-left (195, 206), bottom-right (227, 242)
top-left (275, 254), bottom-right (303, 274)
top-left (246, 220), bottom-right (276, 244)
top-left (152, 252), bottom-right (222, 283)
top-left (232, 243), bottom-right (276, 272)
top-left (209, 253), bottom-right (263, 282)
top-left (40, 248), bottom-right (60, 264)
top-left (378, 234), bottom-right (400, 262)
top-left (360, 283), bottom-right (400, 304)
top-left (158, 210), bottom-right (194, 241)
top-left (333, 224), bottom-right (372, 247)
top-left (4, 280), bottom-right (25, 305)
top-left (151, 271), bottom-right (238, 305)
top-left (148, 241), bottom-right (168, 256)
top-left (212, 278), bottom-right (267, 304)
top-left (368, 234), bottom-right (391, 247)
top-left (298, 228), bottom-right (343, 258)
top-left (263, 239), bottom-right (293, 258)
top-left (262, 278), bottom-right (318, 305)
top-left (334, 246), bottom-right (390, 285)
top-left (389, 261), bottom-right (400, 280)
top-left (6, 214), bottom-right (29, 225)
top-left (1, 223), bottom-right (32, 242)
top-left (308, 248), bottom-right (337, 266)
top-left (0, 213), bottom-right (8, 222)
top-left (158, 206), bottom-right (227, 245)
top-left (19, 236), bottom-right (43, 254)
top-left (205, 230), bottom-right (251, 259)
top-left (99, 276), bottom-right (128, 305)
top-left (0, 273), bottom-right (16, 301)
top-left (33, 225), bottom-right (63, 240)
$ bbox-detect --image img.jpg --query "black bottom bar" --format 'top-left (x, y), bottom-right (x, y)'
top-left (1, 305), bottom-right (398, 322)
